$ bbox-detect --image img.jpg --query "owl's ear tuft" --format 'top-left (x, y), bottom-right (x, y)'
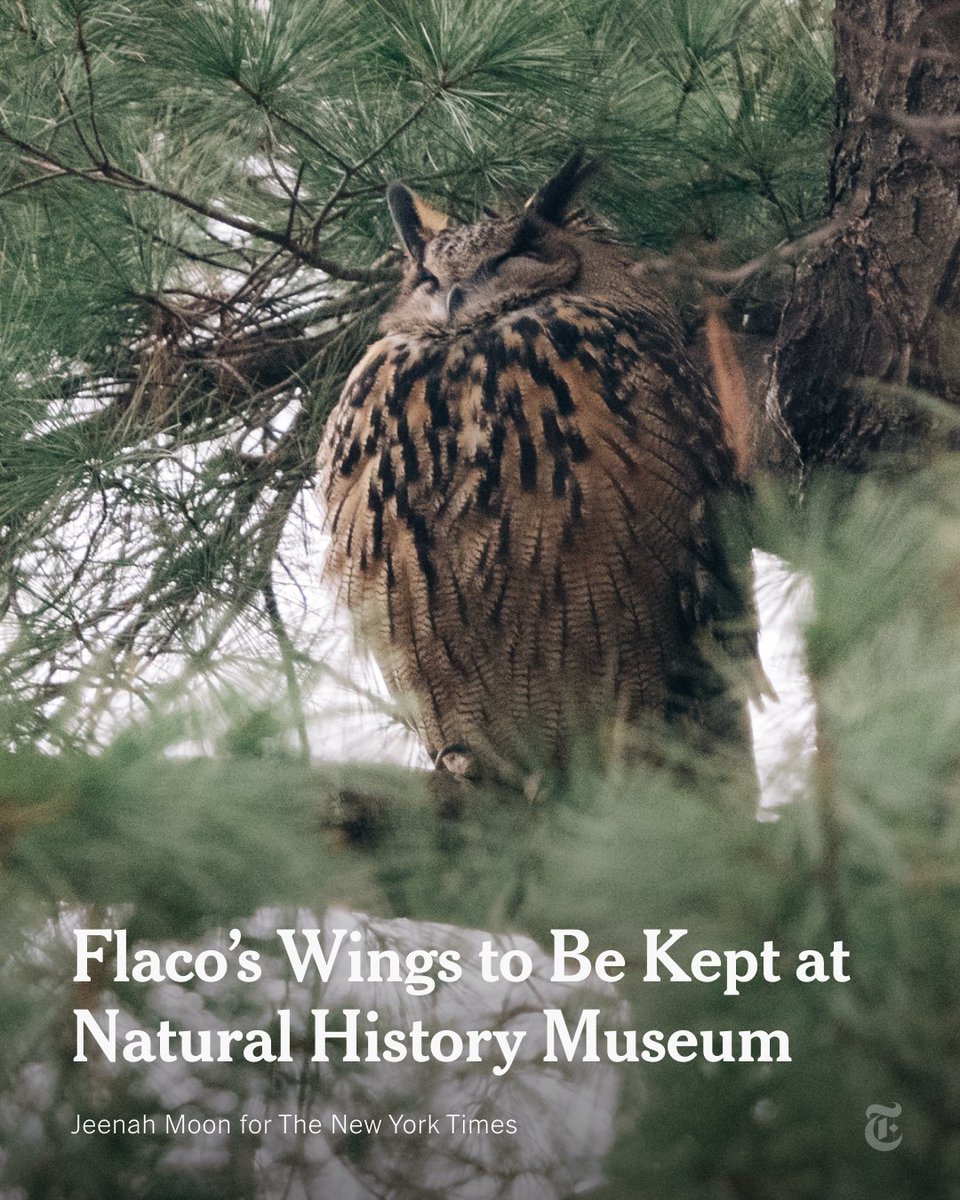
top-left (525, 150), bottom-right (598, 225)
top-left (386, 183), bottom-right (450, 260)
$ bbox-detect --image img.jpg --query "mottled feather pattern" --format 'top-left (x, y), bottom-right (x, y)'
top-left (319, 290), bottom-right (747, 777)
top-left (317, 157), bottom-right (755, 780)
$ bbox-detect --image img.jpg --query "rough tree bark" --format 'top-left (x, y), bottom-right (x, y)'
top-left (767, 0), bottom-right (960, 474)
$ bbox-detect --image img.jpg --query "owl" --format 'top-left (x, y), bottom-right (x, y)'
top-left (317, 154), bottom-right (757, 785)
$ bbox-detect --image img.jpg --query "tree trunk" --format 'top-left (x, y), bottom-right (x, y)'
top-left (767, 0), bottom-right (960, 473)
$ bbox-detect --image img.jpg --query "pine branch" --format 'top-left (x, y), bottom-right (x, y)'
top-left (0, 126), bottom-right (391, 283)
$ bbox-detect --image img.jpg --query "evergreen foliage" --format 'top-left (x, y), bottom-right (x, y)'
top-left (0, 0), bottom-right (832, 742)
top-left (1, 2), bottom-right (958, 1198)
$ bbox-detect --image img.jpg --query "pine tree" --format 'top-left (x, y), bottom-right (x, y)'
top-left (1, 2), bottom-right (958, 1198)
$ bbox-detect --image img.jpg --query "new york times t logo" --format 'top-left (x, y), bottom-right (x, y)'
top-left (865, 1102), bottom-right (902, 1151)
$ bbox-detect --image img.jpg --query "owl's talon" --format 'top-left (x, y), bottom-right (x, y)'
top-left (433, 743), bottom-right (479, 779)
top-left (522, 771), bottom-right (545, 802)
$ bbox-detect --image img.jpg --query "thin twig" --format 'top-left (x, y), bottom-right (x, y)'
top-left (884, 110), bottom-right (960, 135)
top-left (283, 161), bottom-right (307, 241)
top-left (0, 126), bottom-right (392, 282)
top-left (0, 169), bottom-right (80, 199)
top-left (233, 78), bottom-right (352, 171)
top-left (311, 88), bottom-right (442, 238)
top-left (56, 84), bottom-right (100, 167)
top-left (636, 185), bottom-right (871, 287)
top-left (75, 10), bottom-right (111, 165)
top-left (262, 577), bottom-right (311, 763)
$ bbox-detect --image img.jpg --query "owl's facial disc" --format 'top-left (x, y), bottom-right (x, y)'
top-left (419, 217), bottom-right (580, 324)
top-left (382, 169), bottom-right (593, 333)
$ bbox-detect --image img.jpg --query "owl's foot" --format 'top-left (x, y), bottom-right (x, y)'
top-left (433, 743), bottom-right (481, 780)
top-left (522, 770), bottom-right (545, 801)
top-left (434, 742), bottom-right (547, 802)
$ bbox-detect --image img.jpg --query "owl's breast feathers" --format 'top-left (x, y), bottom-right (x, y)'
top-left (318, 295), bottom-right (755, 774)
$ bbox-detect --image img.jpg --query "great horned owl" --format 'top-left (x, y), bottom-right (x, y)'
top-left (317, 154), bottom-right (756, 784)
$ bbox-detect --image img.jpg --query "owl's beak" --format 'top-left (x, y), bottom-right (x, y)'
top-left (446, 286), bottom-right (466, 318)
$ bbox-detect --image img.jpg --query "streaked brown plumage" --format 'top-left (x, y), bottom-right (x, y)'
top-left (317, 154), bottom-right (755, 782)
